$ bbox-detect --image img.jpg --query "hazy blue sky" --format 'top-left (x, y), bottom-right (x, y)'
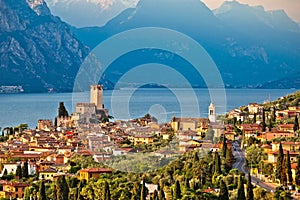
top-left (202, 0), bottom-right (300, 23)
top-left (45, 0), bottom-right (300, 27)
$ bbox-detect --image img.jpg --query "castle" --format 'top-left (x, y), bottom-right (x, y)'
top-left (76, 85), bottom-right (108, 124)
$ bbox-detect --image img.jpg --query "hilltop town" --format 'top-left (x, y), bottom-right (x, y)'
top-left (0, 86), bottom-right (299, 200)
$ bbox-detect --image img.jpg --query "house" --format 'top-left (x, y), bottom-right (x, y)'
top-left (178, 130), bottom-right (200, 140)
top-left (240, 124), bottom-right (262, 138)
top-left (79, 168), bottom-right (112, 181)
top-left (200, 143), bottom-right (219, 152)
top-left (128, 134), bottom-right (155, 145)
top-left (267, 150), bottom-right (299, 163)
top-left (271, 142), bottom-right (300, 152)
top-left (262, 131), bottom-right (295, 141)
top-left (247, 103), bottom-right (264, 114)
top-left (261, 144), bottom-right (272, 154)
top-left (37, 161), bottom-right (55, 172)
top-left (179, 144), bottom-right (199, 152)
top-left (227, 109), bottom-right (248, 122)
top-left (224, 132), bottom-right (235, 141)
top-left (39, 168), bottom-right (57, 180)
top-left (155, 150), bottom-right (178, 158)
top-left (170, 117), bottom-right (209, 132)
top-left (282, 141), bottom-right (300, 152)
top-left (210, 122), bottom-right (225, 138)
top-left (161, 132), bottom-right (171, 140)
top-left (277, 124), bottom-right (295, 133)
top-left (1, 163), bottom-right (18, 177)
top-left (0, 181), bottom-right (30, 200)
top-left (57, 116), bottom-right (73, 128)
top-left (145, 183), bottom-right (159, 199)
top-left (37, 119), bottom-right (53, 131)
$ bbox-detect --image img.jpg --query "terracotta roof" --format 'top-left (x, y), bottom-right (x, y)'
top-left (281, 141), bottom-right (300, 145)
top-left (79, 168), bottom-right (112, 173)
top-left (40, 168), bottom-right (57, 173)
top-left (269, 150), bottom-right (299, 155)
top-left (133, 135), bottom-right (155, 138)
top-left (291, 163), bottom-right (297, 170)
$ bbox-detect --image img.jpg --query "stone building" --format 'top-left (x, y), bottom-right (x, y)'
top-left (76, 85), bottom-right (108, 124)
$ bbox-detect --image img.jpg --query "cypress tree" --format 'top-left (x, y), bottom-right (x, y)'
top-left (225, 147), bottom-right (234, 172)
top-left (253, 113), bottom-right (256, 124)
top-left (38, 181), bottom-right (47, 200)
top-left (214, 152), bottom-right (222, 175)
top-left (54, 117), bottom-right (58, 127)
top-left (268, 119), bottom-right (273, 130)
top-left (275, 143), bottom-right (284, 181)
top-left (132, 182), bottom-right (141, 200)
top-left (219, 180), bottom-right (229, 200)
top-left (237, 176), bottom-right (246, 200)
top-left (294, 115), bottom-right (299, 132)
top-left (193, 151), bottom-right (199, 162)
top-left (158, 188), bottom-right (165, 200)
top-left (152, 190), bottom-right (159, 200)
top-left (271, 107), bottom-right (276, 123)
top-left (58, 102), bottom-right (69, 118)
top-left (174, 180), bottom-right (182, 199)
top-left (286, 151), bottom-right (293, 184)
top-left (280, 157), bottom-right (287, 186)
top-left (185, 177), bottom-right (190, 189)
top-left (296, 155), bottom-right (300, 186)
top-left (261, 109), bottom-right (266, 132)
top-left (3, 168), bottom-right (7, 176)
top-left (56, 175), bottom-right (69, 200)
top-left (246, 173), bottom-right (254, 200)
top-left (140, 178), bottom-right (147, 200)
top-left (104, 181), bottom-right (111, 200)
top-left (16, 164), bottom-right (22, 178)
top-left (22, 160), bottom-right (29, 178)
top-left (221, 136), bottom-right (227, 158)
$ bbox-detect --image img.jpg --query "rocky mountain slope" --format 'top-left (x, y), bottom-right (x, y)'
top-left (0, 0), bottom-right (109, 92)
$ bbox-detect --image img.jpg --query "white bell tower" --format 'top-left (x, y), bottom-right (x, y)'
top-left (208, 102), bottom-right (216, 123)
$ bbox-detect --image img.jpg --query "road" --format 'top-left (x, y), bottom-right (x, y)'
top-left (232, 142), bottom-right (277, 192)
top-left (232, 142), bottom-right (300, 199)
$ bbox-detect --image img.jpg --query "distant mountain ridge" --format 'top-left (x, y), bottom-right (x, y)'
top-left (0, 0), bottom-right (111, 92)
top-left (74, 0), bottom-right (300, 89)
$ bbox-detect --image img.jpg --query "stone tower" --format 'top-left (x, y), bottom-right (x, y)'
top-left (90, 85), bottom-right (104, 110)
top-left (208, 102), bottom-right (216, 123)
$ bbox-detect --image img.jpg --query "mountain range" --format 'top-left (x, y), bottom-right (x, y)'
top-left (74, 0), bottom-right (300, 89)
top-left (44, 0), bottom-right (139, 27)
top-left (0, 0), bottom-right (300, 92)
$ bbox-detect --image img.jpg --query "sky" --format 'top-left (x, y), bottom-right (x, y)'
top-left (45, 0), bottom-right (300, 27)
top-left (202, 0), bottom-right (300, 23)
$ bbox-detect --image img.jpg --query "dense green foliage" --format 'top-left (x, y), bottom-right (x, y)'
top-left (275, 143), bottom-right (284, 183)
top-left (285, 151), bottom-right (293, 185)
top-left (237, 175), bottom-right (246, 200)
top-left (38, 181), bottom-right (47, 200)
top-left (246, 173), bottom-right (254, 200)
top-left (219, 180), bottom-right (229, 200)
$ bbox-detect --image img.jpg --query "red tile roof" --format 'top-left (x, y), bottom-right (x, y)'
top-left (79, 168), bottom-right (112, 173)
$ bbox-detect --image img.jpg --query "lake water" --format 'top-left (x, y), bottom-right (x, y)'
top-left (0, 88), bottom-right (297, 129)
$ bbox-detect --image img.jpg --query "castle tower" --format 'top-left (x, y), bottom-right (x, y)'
top-left (90, 85), bottom-right (104, 110)
top-left (208, 102), bottom-right (216, 123)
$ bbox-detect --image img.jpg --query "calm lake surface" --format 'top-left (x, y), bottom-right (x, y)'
top-left (0, 88), bottom-right (297, 129)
